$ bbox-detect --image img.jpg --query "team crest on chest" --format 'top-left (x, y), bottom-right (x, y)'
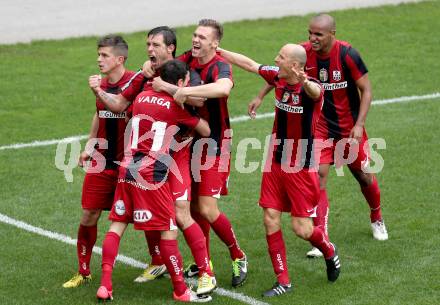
top-left (333, 70), bottom-right (342, 81)
top-left (319, 68), bottom-right (328, 82)
top-left (292, 94), bottom-right (300, 105)
top-left (281, 91), bottom-right (290, 103)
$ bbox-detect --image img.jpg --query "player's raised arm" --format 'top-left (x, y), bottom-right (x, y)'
top-left (152, 76), bottom-right (207, 108)
top-left (217, 48), bottom-right (260, 74)
top-left (89, 75), bottom-right (130, 113)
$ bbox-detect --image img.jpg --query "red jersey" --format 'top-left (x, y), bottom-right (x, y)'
top-left (302, 40), bottom-right (368, 139)
top-left (120, 88), bottom-right (200, 184)
top-left (120, 70), bottom-right (153, 102)
top-left (96, 70), bottom-right (136, 169)
top-left (258, 65), bottom-right (324, 169)
top-left (178, 51), bottom-right (233, 156)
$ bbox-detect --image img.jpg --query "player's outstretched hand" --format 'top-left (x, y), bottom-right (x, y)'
top-left (248, 96), bottom-right (263, 119)
top-left (89, 75), bottom-right (101, 91)
top-left (291, 66), bottom-right (307, 84)
top-left (143, 61), bottom-right (155, 78)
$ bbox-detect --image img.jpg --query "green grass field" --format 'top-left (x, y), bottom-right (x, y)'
top-left (1, 1), bottom-right (440, 305)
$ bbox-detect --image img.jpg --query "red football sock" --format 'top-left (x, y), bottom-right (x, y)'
top-left (101, 232), bottom-right (120, 291)
top-left (77, 224), bottom-right (97, 276)
top-left (361, 176), bottom-right (382, 222)
top-left (144, 230), bottom-right (163, 265)
top-left (313, 189), bottom-right (330, 238)
top-left (191, 210), bottom-right (211, 259)
top-left (266, 230), bottom-right (290, 285)
top-left (210, 213), bottom-right (244, 260)
top-left (183, 223), bottom-right (212, 276)
top-left (159, 239), bottom-right (187, 296)
top-left (308, 227), bottom-right (335, 259)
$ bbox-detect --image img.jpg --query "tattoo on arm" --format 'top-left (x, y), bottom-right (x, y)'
top-left (97, 90), bottom-right (118, 105)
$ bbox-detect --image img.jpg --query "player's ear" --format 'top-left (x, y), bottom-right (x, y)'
top-left (167, 44), bottom-right (175, 55)
top-left (180, 72), bottom-right (190, 87)
top-left (177, 77), bottom-right (187, 88)
top-left (292, 61), bottom-right (300, 70)
top-left (117, 55), bottom-right (125, 65)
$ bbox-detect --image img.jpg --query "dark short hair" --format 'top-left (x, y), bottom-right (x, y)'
top-left (198, 19), bottom-right (223, 41)
top-left (147, 26), bottom-right (177, 57)
top-left (97, 35), bottom-right (128, 62)
top-left (161, 60), bottom-right (188, 85)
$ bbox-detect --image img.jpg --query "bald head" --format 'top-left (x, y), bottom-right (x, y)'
top-left (282, 44), bottom-right (307, 67)
top-left (310, 13), bottom-right (336, 33)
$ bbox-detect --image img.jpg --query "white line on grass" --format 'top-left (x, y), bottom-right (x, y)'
top-left (0, 135), bottom-right (88, 151)
top-left (0, 212), bottom-right (270, 305)
top-left (1, 92), bottom-right (439, 152)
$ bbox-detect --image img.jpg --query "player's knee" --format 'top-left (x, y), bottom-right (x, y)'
top-left (318, 167), bottom-right (329, 189)
top-left (81, 209), bottom-right (100, 226)
top-left (351, 169), bottom-right (373, 187)
top-left (291, 220), bottom-right (313, 240)
top-left (175, 204), bottom-right (193, 229)
top-left (161, 230), bottom-right (178, 240)
top-left (198, 203), bottom-right (219, 223)
top-left (263, 211), bottom-right (281, 233)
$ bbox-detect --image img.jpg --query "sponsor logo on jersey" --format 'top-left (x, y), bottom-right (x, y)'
top-left (292, 94), bottom-right (300, 105)
top-left (281, 91), bottom-right (290, 103)
top-left (115, 200), bottom-right (126, 216)
top-left (170, 255), bottom-right (181, 275)
top-left (137, 95), bottom-right (171, 109)
top-left (333, 70), bottom-right (342, 81)
top-left (319, 68), bottom-right (328, 82)
top-left (322, 81), bottom-right (348, 91)
top-left (275, 99), bottom-right (303, 113)
top-left (134, 210), bottom-right (152, 222)
top-left (261, 65), bottom-right (280, 72)
top-left (98, 110), bottom-right (126, 119)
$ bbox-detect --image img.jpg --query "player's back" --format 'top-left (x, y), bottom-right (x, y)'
top-left (130, 88), bottom-right (182, 157)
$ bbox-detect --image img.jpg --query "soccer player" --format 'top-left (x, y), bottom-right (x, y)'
top-left (151, 19), bottom-right (248, 287)
top-left (94, 59), bottom-right (212, 302)
top-left (250, 14), bottom-right (388, 258)
top-left (93, 27), bottom-right (216, 295)
top-left (62, 35), bottom-right (136, 288)
top-left (218, 44), bottom-right (341, 297)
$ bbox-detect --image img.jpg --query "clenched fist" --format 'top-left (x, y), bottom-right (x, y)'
top-left (89, 74), bottom-right (102, 91)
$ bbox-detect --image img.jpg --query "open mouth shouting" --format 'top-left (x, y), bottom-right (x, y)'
top-left (150, 55), bottom-right (158, 69)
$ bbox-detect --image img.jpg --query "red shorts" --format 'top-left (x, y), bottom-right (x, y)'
top-left (259, 162), bottom-right (320, 217)
top-left (169, 146), bottom-right (192, 202)
top-left (81, 169), bottom-right (118, 210)
top-left (108, 179), bottom-right (177, 231)
top-left (315, 128), bottom-right (371, 171)
top-left (191, 155), bottom-right (230, 199)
